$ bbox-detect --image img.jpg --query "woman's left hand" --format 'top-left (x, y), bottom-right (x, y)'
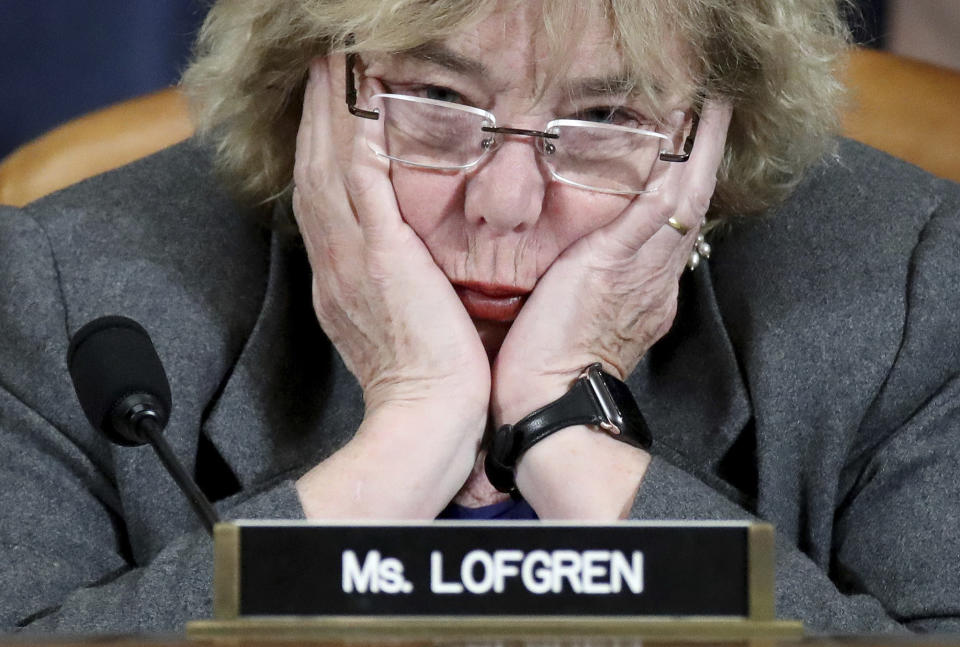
top-left (492, 100), bottom-right (733, 519)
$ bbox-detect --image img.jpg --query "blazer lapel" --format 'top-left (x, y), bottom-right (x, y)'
top-left (201, 225), bottom-right (363, 489)
top-left (629, 262), bottom-right (753, 477)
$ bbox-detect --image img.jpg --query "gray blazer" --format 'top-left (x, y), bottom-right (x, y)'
top-left (1, 138), bottom-right (958, 634)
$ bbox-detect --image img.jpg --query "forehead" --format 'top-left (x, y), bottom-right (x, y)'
top-left (424, 2), bottom-right (625, 90)
top-left (379, 1), bottom-right (694, 112)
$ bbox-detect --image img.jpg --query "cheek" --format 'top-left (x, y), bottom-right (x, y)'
top-left (543, 184), bottom-right (632, 248)
top-left (390, 165), bottom-right (632, 276)
top-left (390, 165), bottom-right (464, 238)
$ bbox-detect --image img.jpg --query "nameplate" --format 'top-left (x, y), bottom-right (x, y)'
top-left (210, 521), bottom-right (775, 619)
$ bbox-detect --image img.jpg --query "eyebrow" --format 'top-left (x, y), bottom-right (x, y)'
top-left (564, 75), bottom-right (640, 98)
top-left (397, 43), bottom-right (649, 101)
top-left (401, 42), bottom-right (488, 77)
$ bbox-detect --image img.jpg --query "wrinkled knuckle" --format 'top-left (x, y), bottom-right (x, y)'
top-left (634, 287), bottom-right (658, 314)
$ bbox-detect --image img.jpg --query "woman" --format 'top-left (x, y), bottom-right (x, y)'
top-left (1, 0), bottom-right (958, 634)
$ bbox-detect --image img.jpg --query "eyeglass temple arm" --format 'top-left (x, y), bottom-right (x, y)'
top-left (345, 51), bottom-right (379, 120)
top-left (659, 111), bottom-right (700, 163)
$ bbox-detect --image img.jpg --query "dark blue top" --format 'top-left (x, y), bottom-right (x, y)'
top-left (437, 497), bottom-right (538, 520)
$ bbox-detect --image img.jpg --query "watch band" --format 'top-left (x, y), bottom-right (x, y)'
top-left (484, 363), bottom-right (652, 494)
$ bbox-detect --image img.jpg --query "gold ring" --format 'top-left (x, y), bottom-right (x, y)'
top-left (666, 217), bottom-right (689, 236)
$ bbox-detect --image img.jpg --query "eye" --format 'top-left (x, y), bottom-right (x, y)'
top-left (572, 106), bottom-right (648, 129)
top-left (383, 81), bottom-right (468, 105)
top-left (421, 85), bottom-right (465, 104)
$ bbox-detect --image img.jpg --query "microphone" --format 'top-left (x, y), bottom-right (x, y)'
top-left (68, 315), bottom-right (219, 535)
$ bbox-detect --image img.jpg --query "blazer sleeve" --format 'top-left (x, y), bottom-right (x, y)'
top-left (629, 179), bottom-right (960, 634)
top-left (0, 206), bottom-right (305, 633)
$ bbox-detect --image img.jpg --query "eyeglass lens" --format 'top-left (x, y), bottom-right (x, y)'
top-left (362, 94), bottom-right (677, 193)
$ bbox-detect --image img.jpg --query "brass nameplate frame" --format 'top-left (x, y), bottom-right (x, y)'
top-left (188, 520), bottom-right (801, 640)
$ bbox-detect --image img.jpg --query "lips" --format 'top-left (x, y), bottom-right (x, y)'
top-left (453, 282), bottom-right (530, 322)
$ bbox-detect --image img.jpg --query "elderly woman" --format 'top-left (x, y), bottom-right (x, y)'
top-left (1, 0), bottom-right (958, 635)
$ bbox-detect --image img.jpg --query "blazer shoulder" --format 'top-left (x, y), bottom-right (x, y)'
top-left (5, 139), bottom-right (275, 417)
top-left (707, 141), bottom-right (958, 435)
top-left (24, 137), bottom-right (268, 251)
top-left (16, 138), bottom-right (273, 323)
top-left (802, 138), bottom-right (959, 223)
top-left (711, 139), bottom-right (958, 302)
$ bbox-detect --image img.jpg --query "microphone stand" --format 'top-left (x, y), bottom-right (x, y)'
top-left (137, 415), bottom-right (220, 535)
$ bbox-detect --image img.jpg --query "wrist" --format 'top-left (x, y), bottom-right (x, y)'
top-left (364, 378), bottom-right (489, 434)
top-left (297, 402), bottom-right (485, 520)
top-left (515, 427), bottom-right (651, 519)
top-left (486, 363), bottom-right (652, 499)
top-left (492, 372), bottom-right (574, 427)
top-left (358, 396), bottom-right (488, 451)
top-left (493, 359), bottom-right (626, 426)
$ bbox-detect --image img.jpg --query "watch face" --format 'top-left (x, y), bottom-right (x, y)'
top-left (603, 390), bottom-right (626, 430)
top-left (602, 374), bottom-right (651, 448)
top-left (583, 365), bottom-right (620, 431)
top-left (611, 384), bottom-right (642, 431)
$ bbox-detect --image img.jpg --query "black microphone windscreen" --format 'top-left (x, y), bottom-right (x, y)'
top-left (67, 315), bottom-right (172, 446)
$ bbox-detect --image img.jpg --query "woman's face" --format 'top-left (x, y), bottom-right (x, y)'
top-left (360, 4), bottom-right (681, 348)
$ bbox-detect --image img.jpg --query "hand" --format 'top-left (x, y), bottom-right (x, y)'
top-left (292, 57), bottom-right (489, 518)
top-left (493, 101), bottom-right (734, 517)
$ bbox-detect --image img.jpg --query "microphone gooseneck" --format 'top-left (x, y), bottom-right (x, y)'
top-left (133, 414), bottom-right (218, 534)
top-left (68, 315), bottom-right (220, 535)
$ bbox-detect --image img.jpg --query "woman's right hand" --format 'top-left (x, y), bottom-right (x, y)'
top-left (292, 57), bottom-right (490, 519)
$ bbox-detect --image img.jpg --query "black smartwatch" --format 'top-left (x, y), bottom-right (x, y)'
top-left (484, 363), bottom-right (652, 494)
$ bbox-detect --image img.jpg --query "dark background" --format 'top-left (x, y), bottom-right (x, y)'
top-left (847, 0), bottom-right (887, 48)
top-left (0, 0), bottom-right (887, 159)
top-left (0, 1), bottom-right (205, 158)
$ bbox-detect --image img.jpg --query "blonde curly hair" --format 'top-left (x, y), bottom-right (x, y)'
top-left (181, 0), bottom-right (850, 218)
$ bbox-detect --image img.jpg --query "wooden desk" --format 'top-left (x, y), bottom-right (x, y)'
top-left (3, 636), bottom-right (960, 647)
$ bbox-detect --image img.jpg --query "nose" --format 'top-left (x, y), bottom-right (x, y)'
top-left (463, 136), bottom-right (547, 233)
